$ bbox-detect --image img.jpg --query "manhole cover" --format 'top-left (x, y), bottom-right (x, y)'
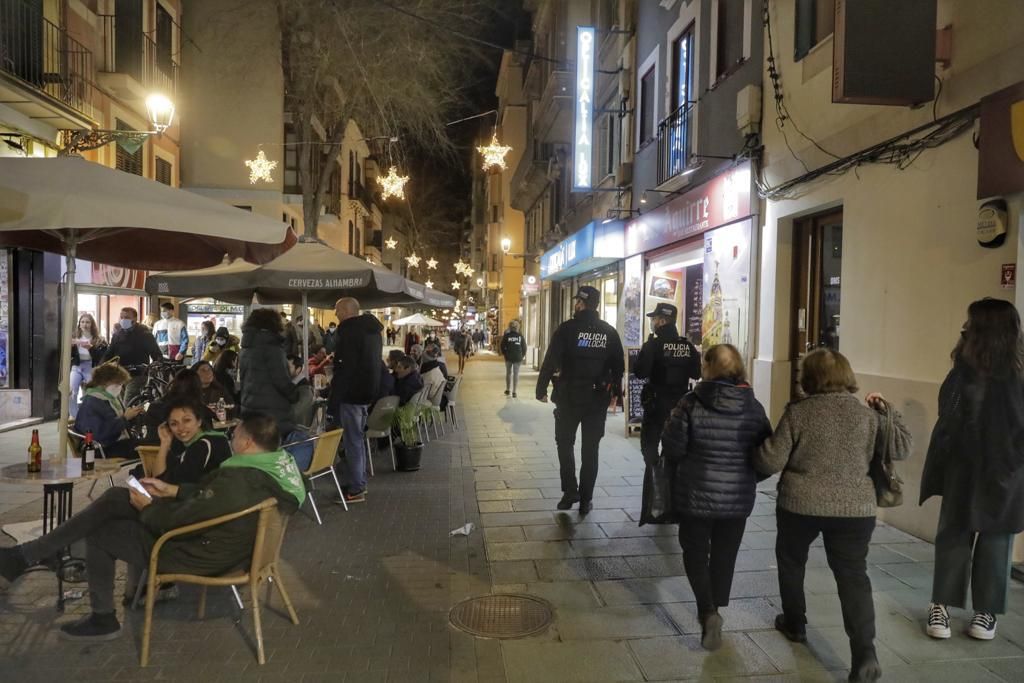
top-left (449, 593), bottom-right (553, 639)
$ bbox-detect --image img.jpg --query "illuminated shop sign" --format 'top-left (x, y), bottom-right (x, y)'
top-left (574, 26), bottom-right (595, 190)
top-left (541, 220), bottom-right (625, 280)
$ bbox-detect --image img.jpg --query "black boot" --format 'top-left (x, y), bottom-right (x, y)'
top-left (58, 612), bottom-right (122, 642)
top-left (701, 611), bottom-right (724, 651)
top-left (774, 613), bottom-right (807, 643)
top-left (556, 492), bottom-right (580, 510)
top-left (849, 647), bottom-right (881, 683)
top-left (578, 500), bottom-right (593, 515)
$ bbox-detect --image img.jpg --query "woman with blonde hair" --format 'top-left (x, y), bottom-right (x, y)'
top-left (755, 348), bottom-right (911, 683)
top-left (74, 363), bottom-right (145, 458)
top-left (661, 344), bottom-right (771, 650)
top-left (70, 313), bottom-right (107, 419)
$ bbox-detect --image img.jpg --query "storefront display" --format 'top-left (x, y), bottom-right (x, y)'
top-left (185, 300), bottom-right (247, 341)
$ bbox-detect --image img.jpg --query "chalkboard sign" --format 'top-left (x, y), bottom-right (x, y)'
top-left (627, 347), bottom-right (648, 425)
top-left (684, 264), bottom-right (704, 344)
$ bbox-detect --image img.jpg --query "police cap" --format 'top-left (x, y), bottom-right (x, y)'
top-left (646, 303), bottom-right (678, 320)
top-left (573, 286), bottom-right (601, 305)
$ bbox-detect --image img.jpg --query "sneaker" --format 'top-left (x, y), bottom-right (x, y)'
top-left (849, 648), bottom-right (881, 683)
top-left (342, 490), bottom-right (366, 504)
top-left (926, 603), bottom-right (951, 639)
top-left (578, 500), bottom-right (593, 515)
top-left (701, 612), bottom-right (723, 651)
top-left (967, 612), bottom-right (997, 640)
top-left (774, 614), bottom-right (807, 643)
top-left (556, 492), bottom-right (580, 510)
top-left (0, 546), bottom-right (28, 585)
top-left (58, 612), bottom-right (122, 642)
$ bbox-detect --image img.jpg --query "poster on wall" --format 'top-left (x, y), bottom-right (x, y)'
top-left (627, 347), bottom-right (647, 426)
top-left (684, 264), bottom-right (703, 345)
top-left (648, 275), bottom-right (678, 300)
top-left (702, 219), bottom-right (751, 358)
top-left (622, 255), bottom-right (644, 348)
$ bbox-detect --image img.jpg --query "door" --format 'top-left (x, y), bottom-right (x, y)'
top-left (790, 209), bottom-right (843, 399)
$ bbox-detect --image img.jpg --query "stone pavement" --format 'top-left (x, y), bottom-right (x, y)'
top-left (1, 354), bottom-right (1024, 681)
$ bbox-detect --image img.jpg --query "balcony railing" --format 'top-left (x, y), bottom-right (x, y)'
top-left (656, 102), bottom-right (694, 185)
top-left (0, 0), bottom-right (96, 118)
top-left (98, 14), bottom-right (178, 96)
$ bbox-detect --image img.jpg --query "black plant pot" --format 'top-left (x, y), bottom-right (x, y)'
top-left (395, 442), bottom-right (423, 471)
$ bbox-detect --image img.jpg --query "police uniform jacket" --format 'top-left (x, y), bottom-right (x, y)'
top-left (634, 324), bottom-right (701, 400)
top-left (536, 309), bottom-right (624, 400)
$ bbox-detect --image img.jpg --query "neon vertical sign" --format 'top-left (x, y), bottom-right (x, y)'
top-left (574, 26), bottom-right (595, 190)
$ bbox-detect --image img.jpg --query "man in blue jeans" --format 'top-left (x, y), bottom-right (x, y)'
top-left (329, 297), bottom-right (383, 504)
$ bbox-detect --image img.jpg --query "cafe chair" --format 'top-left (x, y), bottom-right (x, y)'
top-left (364, 397), bottom-right (400, 474)
top-left (140, 498), bottom-right (298, 667)
top-left (444, 377), bottom-right (462, 430)
top-left (134, 445), bottom-right (161, 478)
top-left (288, 428), bottom-right (346, 522)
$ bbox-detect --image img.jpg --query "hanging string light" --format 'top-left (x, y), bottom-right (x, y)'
top-left (379, 166), bottom-right (409, 200)
top-left (385, 237), bottom-right (398, 250)
top-left (244, 149), bottom-right (278, 184)
top-left (405, 253), bottom-right (421, 268)
top-left (477, 131), bottom-right (512, 172)
top-left (426, 257), bottom-right (438, 270)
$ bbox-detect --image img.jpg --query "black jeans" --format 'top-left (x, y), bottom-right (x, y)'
top-left (678, 516), bottom-right (747, 617)
top-left (554, 389), bottom-right (609, 501)
top-left (776, 508), bottom-right (876, 654)
top-left (932, 499), bottom-right (1014, 613)
top-left (20, 487), bottom-right (152, 614)
top-left (640, 394), bottom-right (683, 463)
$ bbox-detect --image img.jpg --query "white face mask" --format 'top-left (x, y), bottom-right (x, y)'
top-left (107, 384), bottom-right (123, 397)
top-left (160, 311), bottom-right (172, 319)
top-left (119, 318), bottom-right (134, 330)
top-left (215, 337), bottom-right (226, 346)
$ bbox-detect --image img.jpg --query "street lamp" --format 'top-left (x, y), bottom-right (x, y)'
top-left (60, 93), bottom-right (176, 155)
top-left (500, 237), bottom-right (512, 254)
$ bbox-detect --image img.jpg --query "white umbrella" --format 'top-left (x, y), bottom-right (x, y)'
top-left (393, 313), bottom-right (446, 327)
top-left (0, 157), bottom-right (294, 461)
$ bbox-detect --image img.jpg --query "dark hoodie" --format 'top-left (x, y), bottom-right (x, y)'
top-left (660, 380), bottom-right (772, 518)
top-left (330, 313), bottom-right (384, 408)
top-left (239, 326), bottom-right (297, 435)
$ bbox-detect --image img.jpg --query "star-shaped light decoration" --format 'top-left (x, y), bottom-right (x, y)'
top-left (425, 279), bottom-right (434, 289)
top-left (378, 166), bottom-right (409, 200)
top-left (385, 237), bottom-right (398, 250)
top-left (455, 259), bottom-right (468, 273)
top-left (477, 132), bottom-right (512, 172)
top-left (451, 281), bottom-right (460, 290)
top-left (405, 253), bottom-right (421, 268)
top-left (464, 267), bottom-right (475, 277)
top-left (244, 150), bottom-right (278, 184)
top-left (426, 257), bottom-right (438, 270)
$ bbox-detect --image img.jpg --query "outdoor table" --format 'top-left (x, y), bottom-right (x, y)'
top-left (214, 418), bottom-right (240, 432)
top-left (0, 458), bottom-right (129, 611)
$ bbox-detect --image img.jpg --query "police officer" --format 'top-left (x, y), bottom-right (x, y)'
top-left (634, 303), bottom-right (700, 464)
top-left (536, 286), bottom-right (625, 515)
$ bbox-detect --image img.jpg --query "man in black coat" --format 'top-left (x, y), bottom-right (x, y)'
top-left (634, 303), bottom-right (701, 464)
top-left (329, 297), bottom-right (383, 504)
top-left (103, 307), bottom-right (163, 405)
top-left (536, 286), bottom-right (624, 515)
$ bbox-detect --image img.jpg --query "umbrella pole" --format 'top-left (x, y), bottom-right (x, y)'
top-left (301, 291), bottom-right (309, 368)
top-left (58, 243), bottom-right (77, 463)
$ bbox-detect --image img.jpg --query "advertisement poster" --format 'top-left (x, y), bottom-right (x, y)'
top-left (684, 263), bottom-right (703, 345)
top-left (648, 275), bottom-right (678, 300)
top-left (627, 347), bottom-right (647, 425)
top-left (622, 255), bottom-right (643, 348)
top-left (702, 220), bottom-right (751, 358)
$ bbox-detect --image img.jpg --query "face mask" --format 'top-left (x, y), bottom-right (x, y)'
top-left (329, 326), bottom-right (336, 332)
top-left (119, 319), bottom-right (134, 330)
top-left (215, 337), bottom-right (226, 346)
top-left (160, 311), bottom-right (172, 319)
top-left (107, 384), bottom-right (123, 396)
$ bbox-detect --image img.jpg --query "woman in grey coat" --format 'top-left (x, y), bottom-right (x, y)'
top-left (754, 349), bottom-right (911, 683)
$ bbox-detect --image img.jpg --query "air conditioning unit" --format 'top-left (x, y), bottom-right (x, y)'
top-left (616, 162), bottom-right (633, 188)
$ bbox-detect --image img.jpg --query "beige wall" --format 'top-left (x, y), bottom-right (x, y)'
top-left (754, 0), bottom-right (1024, 543)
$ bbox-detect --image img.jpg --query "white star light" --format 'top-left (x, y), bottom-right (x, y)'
top-left (385, 237), bottom-right (398, 250)
top-left (455, 259), bottom-right (467, 274)
top-left (244, 150), bottom-right (278, 184)
top-left (476, 132), bottom-right (512, 172)
top-left (464, 267), bottom-right (475, 277)
top-left (425, 279), bottom-right (434, 289)
top-left (426, 258), bottom-right (438, 270)
top-left (451, 281), bottom-right (460, 290)
top-left (405, 253), bottom-right (421, 268)
top-left (378, 166), bottom-right (409, 200)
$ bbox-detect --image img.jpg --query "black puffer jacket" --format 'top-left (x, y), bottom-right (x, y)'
top-left (238, 326), bottom-right (296, 435)
top-left (329, 313), bottom-right (384, 408)
top-left (661, 380), bottom-right (772, 518)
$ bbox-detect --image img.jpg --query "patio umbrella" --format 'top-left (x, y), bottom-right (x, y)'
top-left (144, 256), bottom-right (258, 304)
top-left (0, 156), bottom-right (294, 461)
top-left (392, 313), bottom-right (446, 327)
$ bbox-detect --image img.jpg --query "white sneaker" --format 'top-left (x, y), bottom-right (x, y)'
top-left (926, 603), bottom-right (951, 639)
top-left (967, 612), bottom-right (997, 640)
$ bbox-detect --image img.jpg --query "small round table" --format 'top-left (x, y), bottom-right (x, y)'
top-left (0, 458), bottom-right (130, 611)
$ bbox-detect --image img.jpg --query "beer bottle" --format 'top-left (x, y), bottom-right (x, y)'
top-left (27, 429), bottom-right (42, 473)
top-left (82, 431), bottom-right (96, 472)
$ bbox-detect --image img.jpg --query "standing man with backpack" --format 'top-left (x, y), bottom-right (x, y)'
top-left (500, 320), bottom-right (527, 398)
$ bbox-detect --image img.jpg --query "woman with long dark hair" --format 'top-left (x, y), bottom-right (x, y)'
top-left (923, 298), bottom-right (1024, 641)
top-left (70, 313), bottom-right (107, 419)
top-left (191, 320), bottom-right (215, 367)
top-left (238, 307), bottom-right (297, 438)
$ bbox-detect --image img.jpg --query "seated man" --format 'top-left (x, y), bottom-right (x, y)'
top-left (420, 344), bottom-right (449, 379)
top-left (0, 413), bottom-right (304, 643)
top-left (392, 355), bottom-right (424, 406)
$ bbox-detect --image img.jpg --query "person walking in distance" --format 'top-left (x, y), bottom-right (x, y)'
top-left (329, 297), bottom-right (383, 504)
top-left (536, 286), bottom-right (625, 515)
top-left (922, 299), bottom-right (1024, 642)
top-left (633, 303), bottom-right (701, 465)
top-left (500, 320), bottom-right (527, 397)
top-left (660, 345), bottom-right (771, 650)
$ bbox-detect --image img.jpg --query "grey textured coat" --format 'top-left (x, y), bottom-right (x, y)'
top-left (754, 392), bottom-right (912, 518)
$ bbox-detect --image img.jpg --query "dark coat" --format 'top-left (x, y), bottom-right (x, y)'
top-left (75, 394), bottom-right (127, 447)
top-left (500, 329), bottom-right (527, 364)
top-left (330, 313), bottom-right (384, 408)
top-left (238, 327), bottom-right (297, 435)
top-left (661, 380), bottom-right (772, 519)
top-left (536, 309), bottom-right (625, 400)
top-left (921, 362), bottom-right (1024, 533)
top-left (103, 324), bottom-right (162, 367)
top-left (161, 433), bottom-right (232, 484)
top-left (394, 370), bottom-right (424, 406)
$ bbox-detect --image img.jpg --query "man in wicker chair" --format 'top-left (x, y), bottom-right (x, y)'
top-left (0, 413), bottom-right (304, 642)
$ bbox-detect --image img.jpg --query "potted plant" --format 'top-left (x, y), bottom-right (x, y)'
top-left (393, 403), bottom-right (426, 471)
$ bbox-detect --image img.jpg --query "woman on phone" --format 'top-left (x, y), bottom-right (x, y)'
top-left (70, 313), bottom-right (107, 419)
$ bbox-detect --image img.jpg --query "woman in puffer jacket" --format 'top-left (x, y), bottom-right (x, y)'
top-left (660, 344), bottom-right (772, 651)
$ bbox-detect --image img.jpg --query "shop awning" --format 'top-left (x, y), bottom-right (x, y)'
top-left (540, 219), bottom-right (624, 281)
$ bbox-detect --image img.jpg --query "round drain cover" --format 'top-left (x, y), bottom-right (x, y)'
top-left (449, 593), bottom-right (554, 639)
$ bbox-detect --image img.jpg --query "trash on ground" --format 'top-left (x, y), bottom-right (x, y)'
top-left (449, 523), bottom-right (475, 537)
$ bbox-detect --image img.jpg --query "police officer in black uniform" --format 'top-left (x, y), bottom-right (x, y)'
top-left (634, 303), bottom-right (701, 464)
top-left (536, 286), bottom-right (625, 515)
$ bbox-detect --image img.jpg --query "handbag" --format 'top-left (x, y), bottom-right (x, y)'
top-left (639, 455), bottom-right (677, 525)
top-left (870, 398), bottom-right (905, 507)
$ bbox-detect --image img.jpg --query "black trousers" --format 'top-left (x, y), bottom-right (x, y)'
top-left (776, 508), bottom-right (876, 654)
top-left (678, 516), bottom-right (747, 617)
top-left (640, 394), bottom-right (683, 463)
top-left (554, 389), bottom-right (609, 501)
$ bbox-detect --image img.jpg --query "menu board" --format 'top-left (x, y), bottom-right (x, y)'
top-left (627, 347), bottom-right (647, 425)
top-left (684, 264), bottom-right (703, 345)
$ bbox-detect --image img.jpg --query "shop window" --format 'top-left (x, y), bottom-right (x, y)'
top-left (714, 0), bottom-right (746, 81)
top-left (638, 67), bottom-right (656, 147)
top-left (114, 119), bottom-right (143, 176)
top-left (795, 0), bottom-right (835, 61)
top-left (155, 157), bottom-right (172, 186)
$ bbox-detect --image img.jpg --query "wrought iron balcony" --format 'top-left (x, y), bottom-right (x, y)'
top-left (98, 14), bottom-right (178, 98)
top-left (656, 102), bottom-right (695, 185)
